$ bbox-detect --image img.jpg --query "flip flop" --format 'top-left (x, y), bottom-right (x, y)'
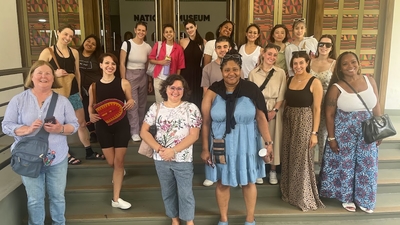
top-left (342, 202), bottom-right (356, 212)
top-left (359, 206), bottom-right (374, 214)
top-left (86, 152), bottom-right (105, 160)
top-left (68, 155), bottom-right (81, 165)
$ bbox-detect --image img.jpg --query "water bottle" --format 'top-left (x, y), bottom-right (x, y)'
top-left (43, 151), bottom-right (56, 166)
top-left (163, 56), bottom-right (171, 75)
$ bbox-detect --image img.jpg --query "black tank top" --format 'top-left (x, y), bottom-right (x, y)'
top-left (49, 46), bottom-right (79, 95)
top-left (285, 76), bottom-right (315, 107)
top-left (95, 77), bottom-right (126, 103)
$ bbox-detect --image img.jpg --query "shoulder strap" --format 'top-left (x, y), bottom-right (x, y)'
top-left (341, 79), bottom-right (373, 116)
top-left (125, 40), bottom-right (131, 67)
top-left (47, 47), bottom-right (60, 69)
top-left (91, 82), bottom-right (97, 105)
top-left (259, 68), bottom-right (275, 91)
top-left (305, 76), bottom-right (316, 89)
top-left (37, 92), bottom-right (58, 138)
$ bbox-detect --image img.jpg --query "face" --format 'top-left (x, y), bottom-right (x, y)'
top-left (318, 37), bottom-right (333, 56)
top-left (57, 28), bottom-right (74, 45)
top-left (31, 65), bottom-right (54, 89)
top-left (185, 23), bottom-right (197, 37)
top-left (293, 22), bottom-right (306, 39)
top-left (215, 41), bottom-right (230, 59)
top-left (263, 48), bottom-right (278, 66)
top-left (273, 27), bottom-right (286, 43)
top-left (163, 27), bottom-right (175, 41)
top-left (222, 60), bottom-right (241, 86)
top-left (219, 23), bottom-right (233, 37)
top-left (135, 25), bottom-right (147, 40)
top-left (83, 37), bottom-right (97, 53)
top-left (292, 57), bottom-right (308, 75)
top-left (340, 54), bottom-right (359, 77)
top-left (167, 80), bottom-right (184, 102)
top-left (246, 26), bottom-right (259, 42)
top-left (100, 56), bottom-right (117, 75)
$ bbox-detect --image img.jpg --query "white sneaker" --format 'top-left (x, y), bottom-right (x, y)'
top-left (256, 178), bottom-right (264, 184)
top-left (203, 179), bottom-right (214, 186)
top-left (131, 134), bottom-right (141, 142)
top-left (269, 171), bottom-right (278, 185)
top-left (111, 198), bottom-right (131, 209)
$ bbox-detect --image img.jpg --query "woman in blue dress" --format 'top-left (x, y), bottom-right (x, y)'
top-left (319, 52), bottom-right (381, 213)
top-left (201, 52), bottom-right (274, 225)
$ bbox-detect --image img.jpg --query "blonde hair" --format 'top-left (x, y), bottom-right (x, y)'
top-left (24, 60), bottom-right (62, 89)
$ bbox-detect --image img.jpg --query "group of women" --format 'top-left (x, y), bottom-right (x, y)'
top-left (2, 17), bottom-right (383, 225)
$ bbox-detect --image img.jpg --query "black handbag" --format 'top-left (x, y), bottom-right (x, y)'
top-left (10, 92), bottom-right (58, 178)
top-left (342, 79), bottom-right (396, 144)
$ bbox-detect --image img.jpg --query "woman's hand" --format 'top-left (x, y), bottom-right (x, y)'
top-left (328, 140), bottom-right (340, 153)
top-left (89, 113), bottom-right (101, 123)
top-left (54, 69), bottom-right (68, 78)
top-left (309, 134), bottom-right (318, 149)
top-left (376, 139), bottom-right (382, 146)
top-left (201, 149), bottom-right (211, 163)
top-left (159, 148), bottom-right (175, 161)
top-left (263, 145), bottom-right (274, 163)
top-left (29, 119), bottom-right (43, 134)
top-left (159, 59), bottom-right (171, 66)
top-left (267, 111), bottom-right (276, 121)
top-left (43, 119), bottom-right (62, 133)
top-left (148, 82), bottom-right (154, 93)
top-left (123, 99), bottom-right (135, 110)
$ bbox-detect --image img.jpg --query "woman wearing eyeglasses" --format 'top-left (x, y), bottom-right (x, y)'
top-left (310, 35), bottom-right (337, 163)
top-left (248, 43), bottom-right (287, 185)
top-left (268, 24), bottom-right (290, 74)
top-left (285, 18), bottom-right (318, 77)
top-left (141, 75), bottom-right (202, 225)
top-left (201, 52), bottom-right (273, 225)
top-left (239, 24), bottom-right (262, 80)
top-left (280, 52), bottom-right (324, 211)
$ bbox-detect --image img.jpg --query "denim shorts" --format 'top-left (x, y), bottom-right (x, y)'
top-left (68, 92), bottom-right (83, 110)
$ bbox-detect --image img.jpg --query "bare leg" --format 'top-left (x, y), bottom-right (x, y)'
top-left (216, 180), bottom-right (230, 222)
top-left (102, 147), bottom-right (127, 201)
top-left (75, 108), bottom-right (90, 147)
top-left (242, 183), bottom-right (257, 223)
top-left (171, 217), bottom-right (180, 225)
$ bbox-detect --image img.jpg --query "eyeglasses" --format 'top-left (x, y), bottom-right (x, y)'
top-left (292, 50), bottom-right (307, 55)
top-left (293, 18), bottom-right (305, 22)
top-left (318, 42), bottom-right (333, 48)
top-left (168, 86), bottom-right (184, 92)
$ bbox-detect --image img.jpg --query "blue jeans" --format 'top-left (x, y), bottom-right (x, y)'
top-left (154, 160), bottom-right (195, 221)
top-left (21, 157), bottom-right (68, 225)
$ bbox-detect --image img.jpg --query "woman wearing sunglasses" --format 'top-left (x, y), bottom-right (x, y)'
top-left (310, 35), bottom-right (337, 163)
top-left (141, 75), bottom-right (202, 225)
top-left (201, 52), bottom-right (273, 225)
top-left (285, 18), bottom-right (318, 77)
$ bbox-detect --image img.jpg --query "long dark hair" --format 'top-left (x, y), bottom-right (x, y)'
top-left (269, 24), bottom-right (290, 43)
top-left (315, 34), bottom-right (337, 59)
top-left (244, 23), bottom-right (261, 46)
top-left (328, 51), bottom-right (360, 89)
top-left (78, 34), bottom-right (102, 60)
top-left (216, 20), bottom-right (235, 42)
top-left (183, 19), bottom-right (204, 48)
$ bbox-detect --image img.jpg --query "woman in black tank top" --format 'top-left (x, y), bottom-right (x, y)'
top-left (280, 52), bottom-right (325, 211)
top-left (88, 53), bottom-right (135, 210)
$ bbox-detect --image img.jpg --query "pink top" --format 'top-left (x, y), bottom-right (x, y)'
top-left (149, 41), bottom-right (185, 78)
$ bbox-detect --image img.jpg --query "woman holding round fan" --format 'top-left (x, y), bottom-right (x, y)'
top-left (88, 53), bottom-right (135, 209)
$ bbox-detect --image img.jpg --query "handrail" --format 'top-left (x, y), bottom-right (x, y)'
top-left (0, 67), bottom-right (29, 76)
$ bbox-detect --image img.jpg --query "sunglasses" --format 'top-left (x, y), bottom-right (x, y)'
top-left (168, 86), bottom-right (184, 92)
top-left (293, 18), bottom-right (305, 22)
top-left (223, 54), bottom-right (241, 60)
top-left (318, 42), bottom-right (333, 48)
top-left (265, 43), bottom-right (281, 52)
top-left (292, 50), bottom-right (307, 55)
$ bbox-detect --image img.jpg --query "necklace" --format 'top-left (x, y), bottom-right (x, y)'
top-left (294, 77), bottom-right (307, 82)
top-left (101, 76), bottom-right (115, 83)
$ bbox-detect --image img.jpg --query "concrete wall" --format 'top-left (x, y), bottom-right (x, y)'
top-left (385, 1), bottom-right (400, 110)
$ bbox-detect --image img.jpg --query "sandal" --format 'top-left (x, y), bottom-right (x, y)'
top-left (86, 152), bottom-right (105, 160)
top-left (68, 155), bottom-right (81, 165)
top-left (359, 206), bottom-right (374, 214)
top-left (342, 202), bottom-right (356, 212)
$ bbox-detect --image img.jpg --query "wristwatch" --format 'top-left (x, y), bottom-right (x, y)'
top-left (327, 137), bottom-right (336, 141)
top-left (273, 108), bottom-right (278, 112)
top-left (265, 141), bottom-right (274, 146)
top-left (311, 131), bottom-right (318, 135)
top-left (60, 125), bottom-right (64, 134)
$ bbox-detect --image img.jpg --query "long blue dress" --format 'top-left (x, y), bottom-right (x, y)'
top-left (205, 95), bottom-right (266, 187)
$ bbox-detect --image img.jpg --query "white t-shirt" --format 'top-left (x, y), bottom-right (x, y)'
top-left (121, 39), bottom-right (152, 70)
top-left (285, 36), bottom-right (318, 77)
top-left (239, 44), bottom-right (261, 79)
top-left (158, 44), bottom-right (173, 80)
top-left (204, 39), bottom-right (238, 61)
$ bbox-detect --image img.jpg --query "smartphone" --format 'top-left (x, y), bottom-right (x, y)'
top-left (44, 116), bottom-right (56, 124)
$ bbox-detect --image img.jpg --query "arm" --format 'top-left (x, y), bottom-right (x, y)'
top-left (203, 54), bottom-right (212, 66)
top-left (88, 84), bottom-right (101, 123)
top-left (203, 40), bottom-right (214, 66)
top-left (159, 127), bottom-right (200, 161)
top-left (310, 78), bottom-right (323, 149)
top-left (44, 98), bottom-right (79, 135)
top-left (285, 45), bottom-right (293, 77)
top-left (38, 48), bottom-right (52, 62)
top-left (200, 89), bottom-right (215, 163)
top-left (119, 49), bottom-right (127, 79)
top-left (140, 104), bottom-right (163, 151)
top-left (121, 79), bottom-right (135, 110)
top-left (368, 76), bottom-right (381, 117)
top-left (255, 108), bottom-right (274, 163)
top-left (72, 49), bottom-right (81, 95)
top-left (325, 85), bottom-right (340, 153)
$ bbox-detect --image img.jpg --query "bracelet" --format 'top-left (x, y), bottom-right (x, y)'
top-left (173, 148), bottom-right (178, 154)
top-left (327, 137), bottom-right (336, 141)
top-left (311, 131), bottom-right (318, 135)
top-left (273, 108), bottom-right (278, 112)
top-left (60, 125), bottom-right (64, 134)
top-left (265, 141), bottom-right (274, 146)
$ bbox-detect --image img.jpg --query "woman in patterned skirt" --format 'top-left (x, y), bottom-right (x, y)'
top-left (280, 51), bottom-right (324, 211)
top-left (319, 52), bottom-right (381, 213)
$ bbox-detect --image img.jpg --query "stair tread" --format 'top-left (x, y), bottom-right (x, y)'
top-left (63, 191), bottom-right (400, 221)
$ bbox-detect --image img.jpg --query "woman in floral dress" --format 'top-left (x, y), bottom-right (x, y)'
top-left (141, 75), bottom-right (202, 225)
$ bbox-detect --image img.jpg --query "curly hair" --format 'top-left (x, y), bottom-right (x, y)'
top-left (159, 75), bottom-right (191, 101)
top-left (216, 20), bottom-right (235, 42)
top-left (328, 51), bottom-right (360, 88)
